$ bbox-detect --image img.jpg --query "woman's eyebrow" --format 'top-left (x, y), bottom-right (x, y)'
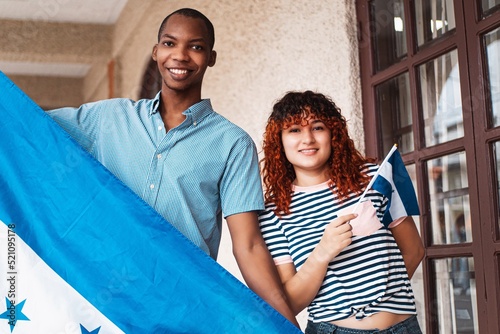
top-left (310, 119), bottom-right (324, 124)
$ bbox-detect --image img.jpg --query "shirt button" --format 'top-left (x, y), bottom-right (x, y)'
top-left (158, 125), bottom-right (163, 131)
top-left (150, 184), bottom-right (155, 189)
top-left (193, 121), bottom-right (197, 126)
top-left (157, 154), bottom-right (162, 159)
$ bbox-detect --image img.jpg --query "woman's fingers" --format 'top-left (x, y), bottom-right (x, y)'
top-left (330, 213), bottom-right (357, 228)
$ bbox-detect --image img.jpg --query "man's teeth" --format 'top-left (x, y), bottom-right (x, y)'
top-left (170, 69), bottom-right (188, 74)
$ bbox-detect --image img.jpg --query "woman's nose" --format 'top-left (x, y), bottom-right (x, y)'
top-left (301, 130), bottom-right (315, 144)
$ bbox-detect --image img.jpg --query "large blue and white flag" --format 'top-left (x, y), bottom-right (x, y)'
top-left (370, 145), bottom-right (420, 226)
top-left (0, 72), bottom-right (300, 334)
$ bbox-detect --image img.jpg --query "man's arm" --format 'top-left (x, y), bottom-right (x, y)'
top-left (225, 211), bottom-right (300, 328)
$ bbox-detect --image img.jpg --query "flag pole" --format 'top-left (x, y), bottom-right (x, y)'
top-left (351, 144), bottom-right (398, 213)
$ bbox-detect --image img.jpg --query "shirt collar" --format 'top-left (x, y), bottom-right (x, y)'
top-left (292, 180), bottom-right (331, 193)
top-left (148, 92), bottom-right (213, 126)
top-left (149, 91), bottom-right (161, 116)
top-left (183, 99), bottom-right (213, 126)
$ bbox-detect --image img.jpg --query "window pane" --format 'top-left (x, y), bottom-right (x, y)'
top-left (370, 0), bottom-right (407, 71)
top-left (484, 28), bottom-right (500, 127)
top-left (431, 258), bottom-right (478, 333)
top-left (407, 163), bottom-right (421, 224)
top-left (420, 50), bottom-right (463, 146)
top-left (407, 162), bottom-right (425, 332)
top-left (411, 264), bottom-right (426, 334)
top-left (494, 141), bottom-right (500, 238)
top-left (376, 72), bottom-right (414, 153)
top-left (415, 0), bottom-right (456, 47)
top-left (482, 0), bottom-right (500, 15)
top-left (427, 152), bottom-right (471, 245)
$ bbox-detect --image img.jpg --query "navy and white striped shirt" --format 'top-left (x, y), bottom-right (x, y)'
top-left (259, 164), bottom-right (416, 322)
top-left (47, 92), bottom-right (264, 259)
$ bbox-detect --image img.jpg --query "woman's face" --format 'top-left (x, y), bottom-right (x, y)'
top-left (281, 116), bottom-right (332, 183)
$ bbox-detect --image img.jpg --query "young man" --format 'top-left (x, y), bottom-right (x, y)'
top-left (47, 8), bottom-right (298, 327)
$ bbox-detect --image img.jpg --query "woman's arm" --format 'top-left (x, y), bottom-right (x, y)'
top-left (274, 214), bottom-right (355, 315)
top-left (391, 216), bottom-right (425, 279)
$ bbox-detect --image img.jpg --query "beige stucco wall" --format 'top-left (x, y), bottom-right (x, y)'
top-left (8, 75), bottom-right (83, 108)
top-left (110, 0), bottom-right (365, 149)
top-left (1, 0), bottom-right (363, 327)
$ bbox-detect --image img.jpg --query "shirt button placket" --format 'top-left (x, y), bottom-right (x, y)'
top-left (144, 148), bottom-right (164, 204)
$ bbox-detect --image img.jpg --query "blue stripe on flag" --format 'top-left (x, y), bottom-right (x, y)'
top-left (371, 148), bottom-right (420, 226)
top-left (0, 72), bottom-right (300, 333)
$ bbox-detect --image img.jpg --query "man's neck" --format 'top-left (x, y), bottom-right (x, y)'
top-left (159, 89), bottom-right (202, 131)
top-left (160, 87), bottom-right (201, 112)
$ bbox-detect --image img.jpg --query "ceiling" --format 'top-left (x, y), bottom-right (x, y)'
top-left (0, 0), bottom-right (129, 77)
top-left (0, 0), bottom-right (128, 24)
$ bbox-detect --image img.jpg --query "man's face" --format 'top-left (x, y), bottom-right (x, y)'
top-left (152, 14), bottom-right (216, 94)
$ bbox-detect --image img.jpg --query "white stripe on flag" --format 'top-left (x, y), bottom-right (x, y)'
top-left (371, 146), bottom-right (420, 225)
top-left (0, 223), bottom-right (123, 334)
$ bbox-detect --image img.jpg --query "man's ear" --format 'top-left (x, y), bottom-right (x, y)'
top-left (208, 50), bottom-right (217, 67)
top-left (152, 44), bottom-right (158, 61)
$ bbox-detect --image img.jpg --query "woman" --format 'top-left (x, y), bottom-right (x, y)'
top-left (258, 90), bottom-right (424, 333)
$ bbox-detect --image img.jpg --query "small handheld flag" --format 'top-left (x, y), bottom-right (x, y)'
top-left (354, 144), bottom-right (420, 226)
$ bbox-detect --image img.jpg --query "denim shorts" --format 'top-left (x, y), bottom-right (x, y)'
top-left (304, 315), bottom-right (422, 334)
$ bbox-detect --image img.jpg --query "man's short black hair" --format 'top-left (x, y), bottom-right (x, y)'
top-left (157, 8), bottom-right (215, 50)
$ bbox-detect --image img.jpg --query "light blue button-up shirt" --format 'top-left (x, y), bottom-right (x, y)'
top-left (47, 93), bottom-right (264, 258)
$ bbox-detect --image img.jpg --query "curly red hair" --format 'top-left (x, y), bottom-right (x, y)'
top-left (261, 91), bottom-right (373, 215)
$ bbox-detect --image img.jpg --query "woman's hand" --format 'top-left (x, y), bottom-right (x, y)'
top-left (315, 213), bottom-right (356, 263)
top-left (276, 213), bottom-right (356, 314)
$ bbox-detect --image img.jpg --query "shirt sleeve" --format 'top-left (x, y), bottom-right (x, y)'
top-left (258, 209), bottom-right (292, 260)
top-left (273, 255), bottom-right (294, 266)
top-left (46, 102), bottom-right (101, 154)
top-left (388, 216), bottom-right (407, 228)
top-left (220, 135), bottom-right (264, 217)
